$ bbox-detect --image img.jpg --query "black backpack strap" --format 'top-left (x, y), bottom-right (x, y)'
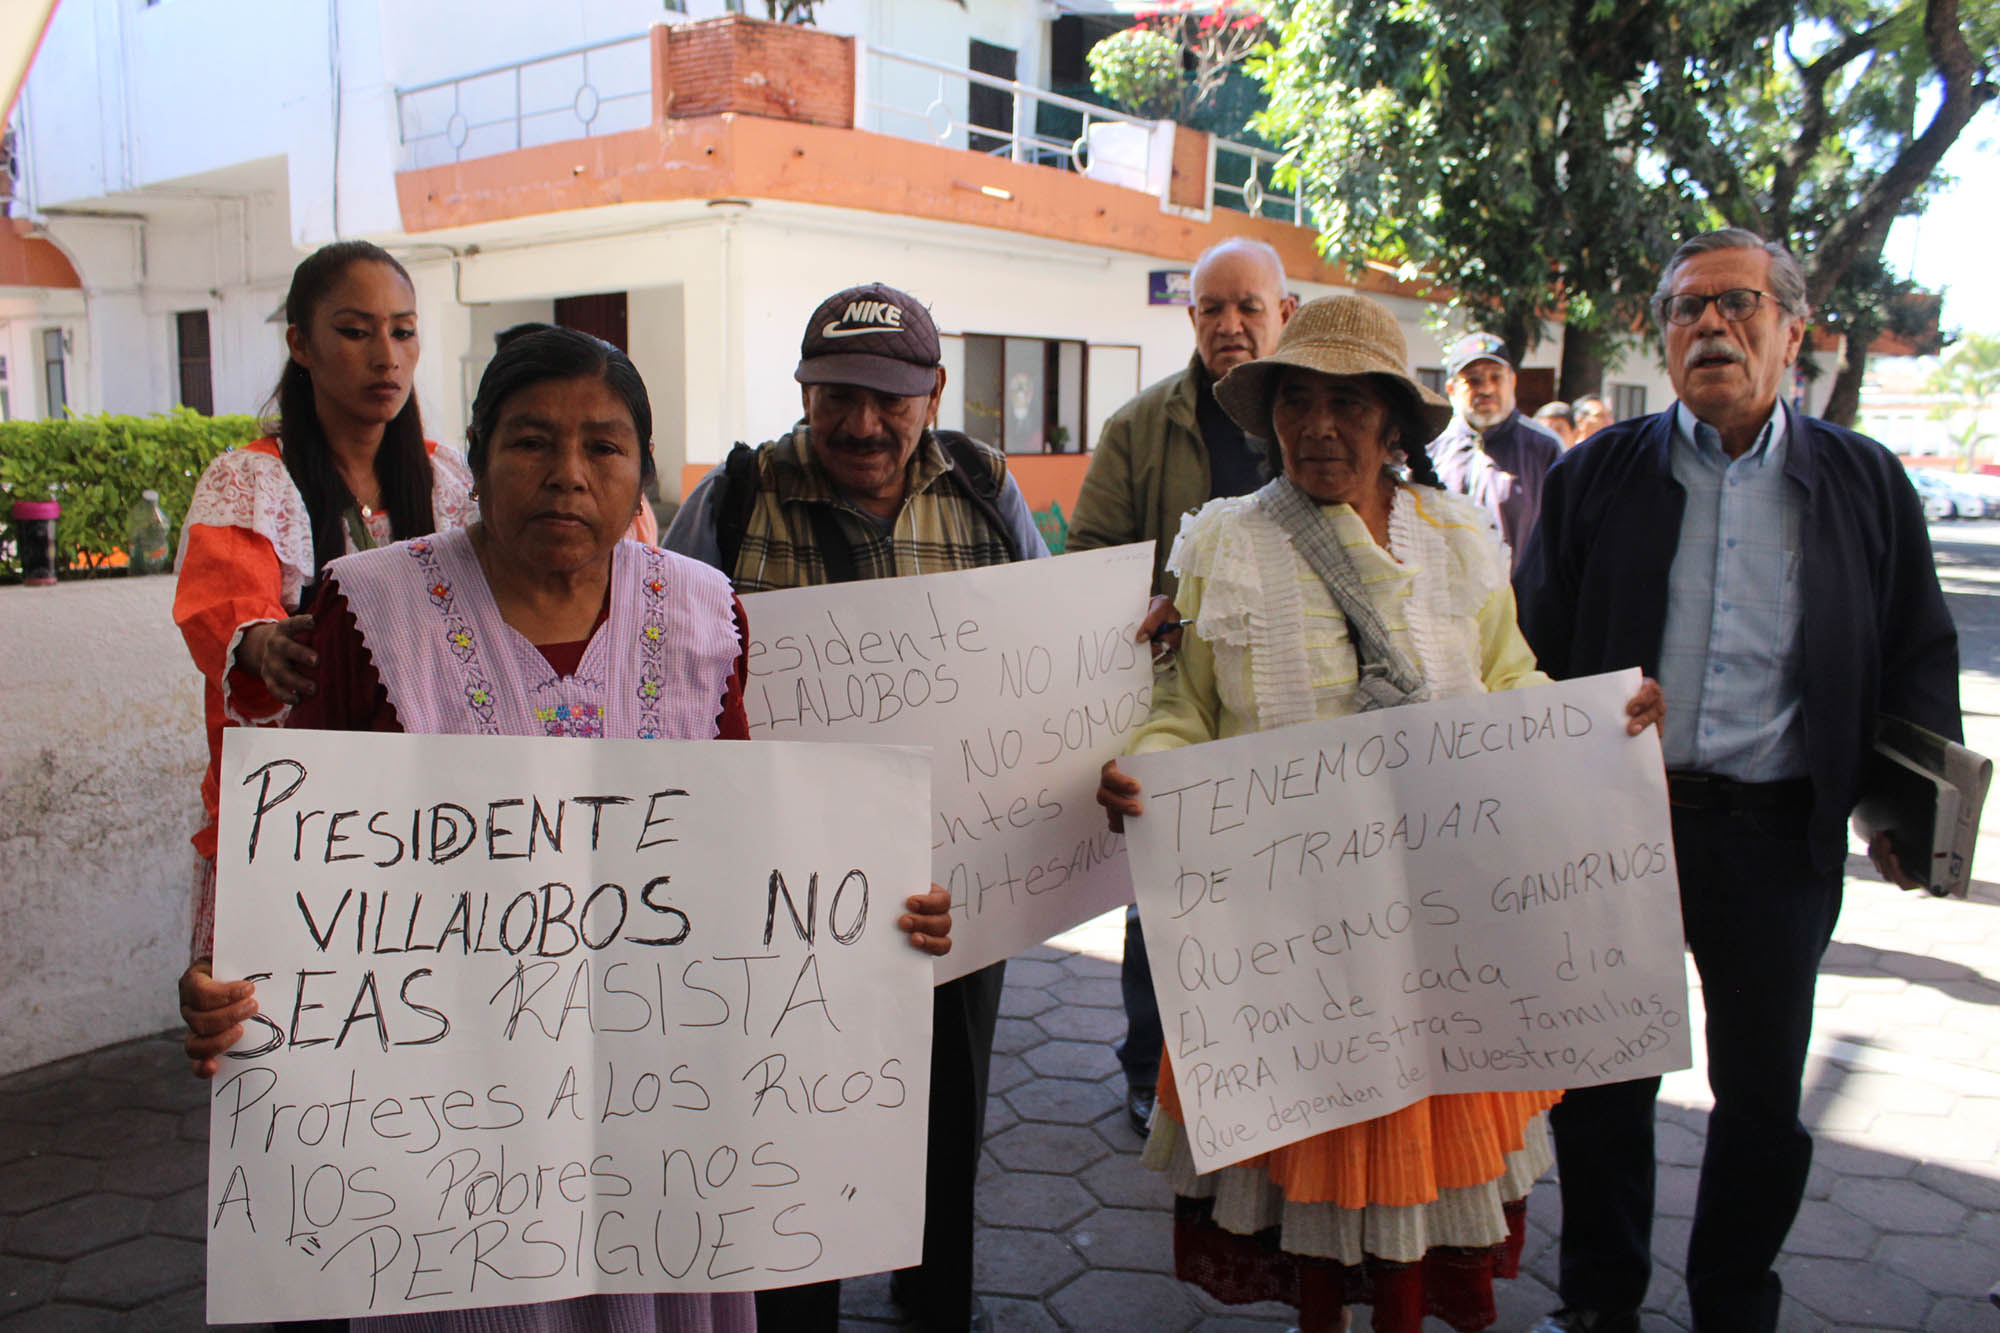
top-left (714, 442), bottom-right (760, 578)
top-left (716, 439), bottom-right (862, 584)
top-left (805, 506), bottom-right (862, 583)
top-left (936, 430), bottom-right (1022, 563)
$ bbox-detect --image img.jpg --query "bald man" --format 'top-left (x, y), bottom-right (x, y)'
top-left (1067, 236), bottom-right (1297, 1136)
top-left (1069, 238), bottom-right (1297, 597)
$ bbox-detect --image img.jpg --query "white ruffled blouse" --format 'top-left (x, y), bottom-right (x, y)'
top-left (1131, 484), bottom-right (1546, 754)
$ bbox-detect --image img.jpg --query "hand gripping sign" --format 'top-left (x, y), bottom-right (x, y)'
top-left (208, 729), bottom-right (932, 1323)
top-left (1121, 670), bottom-right (1692, 1173)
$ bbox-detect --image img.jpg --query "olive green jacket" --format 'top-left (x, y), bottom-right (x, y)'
top-left (1067, 354), bottom-right (1213, 598)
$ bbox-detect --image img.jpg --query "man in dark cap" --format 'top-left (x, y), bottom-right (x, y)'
top-left (665, 281), bottom-right (1045, 1333)
top-left (1429, 331), bottom-right (1563, 570)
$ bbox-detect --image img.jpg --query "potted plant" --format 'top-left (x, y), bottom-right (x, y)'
top-left (1082, 1), bottom-right (1267, 189)
top-left (1086, 1), bottom-right (1267, 124)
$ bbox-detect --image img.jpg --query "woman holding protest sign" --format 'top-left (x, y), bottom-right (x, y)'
top-left (173, 241), bottom-right (476, 966)
top-left (1096, 294), bottom-right (1663, 1333)
top-left (179, 322), bottom-right (952, 1333)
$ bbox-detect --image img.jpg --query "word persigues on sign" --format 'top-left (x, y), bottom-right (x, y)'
top-left (208, 729), bottom-right (932, 1323)
top-left (740, 543), bottom-right (1156, 981)
top-left (1122, 670), bottom-right (1691, 1173)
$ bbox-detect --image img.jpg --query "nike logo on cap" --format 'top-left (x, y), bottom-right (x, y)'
top-left (821, 322), bottom-right (902, 339)
top-left (822, 298), bottom-right (905, 339)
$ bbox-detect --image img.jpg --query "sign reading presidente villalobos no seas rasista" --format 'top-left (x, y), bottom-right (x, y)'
top-left (1122, 669), bottom-right (1694, 1174)
top-left (207, 731), bottom-right (933, 1324)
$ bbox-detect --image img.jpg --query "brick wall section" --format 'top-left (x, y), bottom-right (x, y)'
top-left (1169, 125), bottom-right (1209, 212)
top-left (656, 15), bottom-right (854, 128)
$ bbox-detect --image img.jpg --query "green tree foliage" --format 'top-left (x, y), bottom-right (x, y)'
top-left (1703, 0), bottom-right (1996, 419)
top-left (1253, 0), bottom-right (1997, 414)
top-left (1, 409), bottom-right (257, 576)
top-left (1929, 330), bottom-right (2000, 464)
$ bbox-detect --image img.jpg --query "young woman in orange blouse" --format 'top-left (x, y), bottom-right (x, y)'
top-left (171, 240), bottom-right (475, 963)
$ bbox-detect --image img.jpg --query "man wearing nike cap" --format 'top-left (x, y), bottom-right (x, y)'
top-left (665, 280), bottom-right (1045, 1333)
top-left (666, 280), bottom-right (1045, 586)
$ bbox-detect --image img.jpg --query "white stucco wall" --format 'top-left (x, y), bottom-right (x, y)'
top-left (0, 576), bottom-right (205, 1077)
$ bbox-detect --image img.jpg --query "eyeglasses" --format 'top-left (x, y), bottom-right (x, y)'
top-left (1659, 288), bottom-right (1782, 326)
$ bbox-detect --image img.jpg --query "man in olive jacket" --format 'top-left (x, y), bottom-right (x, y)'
top-left (1066, 236), bottom-right (1295, 1134)
top-left (1069, 239), bottom-right (1295, 599)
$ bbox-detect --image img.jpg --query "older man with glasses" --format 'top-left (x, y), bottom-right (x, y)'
top-left (1514, 228), bottom-right (1961, 1333)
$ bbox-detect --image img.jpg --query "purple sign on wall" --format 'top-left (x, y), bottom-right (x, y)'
top-left (1148, 269), bottom-right (1192, 306)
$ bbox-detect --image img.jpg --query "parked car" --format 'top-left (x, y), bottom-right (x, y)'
top-left (1939, 470), bottom-right (2000, 519)
top-left (1908, 469), bottom-right (1960, 522)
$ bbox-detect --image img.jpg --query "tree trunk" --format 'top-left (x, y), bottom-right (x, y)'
top-left (1821, 321), bottom-right (1874, 428)
top-left (1558, 322), bottom-right (1609, 401)
top-left (1498, 308), bottom-right (1536, 369)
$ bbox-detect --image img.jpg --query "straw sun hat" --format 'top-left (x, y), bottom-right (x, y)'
top-left (1213, 293), bottom-right (1453, 444)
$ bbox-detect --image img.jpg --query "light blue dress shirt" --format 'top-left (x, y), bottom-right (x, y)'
top-left (1656, 399), bottom-right (1809, 780)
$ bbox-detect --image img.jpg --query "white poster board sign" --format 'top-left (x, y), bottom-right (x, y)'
top-left (741, 544), bottom-right (1156, 981)
top-left (1121, 670), bottom-right (1691, 1173)
top-left (208, 729), bottom-right (933, 1324)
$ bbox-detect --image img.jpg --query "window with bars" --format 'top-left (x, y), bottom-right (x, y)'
top-left (1611, 383), bottom-right (1647, 420)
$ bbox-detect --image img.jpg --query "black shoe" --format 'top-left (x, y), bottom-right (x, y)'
top-left (889, 1270), bottom-right (990, 1333)
top-left (1529, 1309), bottom-right (1641, 1333)
top-left (1127, 1085), bottom-right (1156, 1136)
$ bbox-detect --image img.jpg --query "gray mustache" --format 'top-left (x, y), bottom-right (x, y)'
top-left (1685, 338), bottom-right (1745, 369)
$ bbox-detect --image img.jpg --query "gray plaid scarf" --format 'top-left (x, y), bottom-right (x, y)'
top-left (1254, 476), bottom-right (1428, 711)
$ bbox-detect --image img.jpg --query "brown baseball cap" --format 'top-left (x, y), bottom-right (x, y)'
top-left (795, 282), bottom-right (943, 398)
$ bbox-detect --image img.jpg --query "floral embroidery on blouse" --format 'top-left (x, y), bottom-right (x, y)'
top-left (408, 538), bottom-right (500, 734)
top-left (635, 550), bottom-right (669, 737)
top-left (533, 702), bottom-right (605, 738)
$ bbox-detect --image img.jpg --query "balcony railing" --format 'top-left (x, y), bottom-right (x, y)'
top-left (395, 34), bottom-right (653, 171)
top-left (391, 25), bottom-right (1304, 228)
top-left (862, 45), bottom-right (1302, 225)
top-left (861, 46), bottom-right (1151, 171)
top-left (1212, 138), bottom-right (1303, 227)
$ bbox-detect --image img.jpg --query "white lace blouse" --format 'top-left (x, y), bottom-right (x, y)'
top-left (1129, 484), bottom-right (1547, 754)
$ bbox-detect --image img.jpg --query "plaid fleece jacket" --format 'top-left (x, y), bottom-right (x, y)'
top-left (728, 423), bottom-right (1016, 591)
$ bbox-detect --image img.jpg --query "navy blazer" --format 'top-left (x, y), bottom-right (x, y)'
top-left (1513, 406), bottom-right (1960, 869)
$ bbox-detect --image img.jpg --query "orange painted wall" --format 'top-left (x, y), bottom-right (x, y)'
top-left (0, 220), bottom-right (80, 288)
top-left (1003, 454), bottom-right (1091, 514)
top-left (397, 113), bottom-right (1433, 302)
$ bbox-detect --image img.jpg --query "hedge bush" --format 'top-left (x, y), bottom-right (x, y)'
top-left (1, 409), bottom-right (260, 575)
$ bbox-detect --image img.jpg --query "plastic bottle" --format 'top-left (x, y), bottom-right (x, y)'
top-left (128, 489), bottom-right (172, 575)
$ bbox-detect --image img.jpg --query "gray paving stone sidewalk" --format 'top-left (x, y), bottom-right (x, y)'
top-left (7, 522), bottom-right (2000, 1330)
top-left (5, 880), bottom-right (1998, 1332)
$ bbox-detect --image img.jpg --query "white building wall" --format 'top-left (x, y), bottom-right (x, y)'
top-left (0, 577), bottom-right (205, 1077)
top-left (22, 0), bottom-right (319, 213)
top-left (0, 289), bottom-right (87, 420)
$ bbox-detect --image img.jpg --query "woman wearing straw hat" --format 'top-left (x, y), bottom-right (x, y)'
top-left (1096, 293), bottom-right (1662, 1333)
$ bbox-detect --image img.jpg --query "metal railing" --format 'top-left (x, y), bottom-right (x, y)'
top-left (865, 44), bottom-right (1302, 225)
top-left (862, 45), bottom-right (1154, 173)
top-left (395, 33), bottom-right (653, 170)
top-left (1212, 137), bottom-right (1303, 226)
top-left (389, 32), bottom-right (1306, 227)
